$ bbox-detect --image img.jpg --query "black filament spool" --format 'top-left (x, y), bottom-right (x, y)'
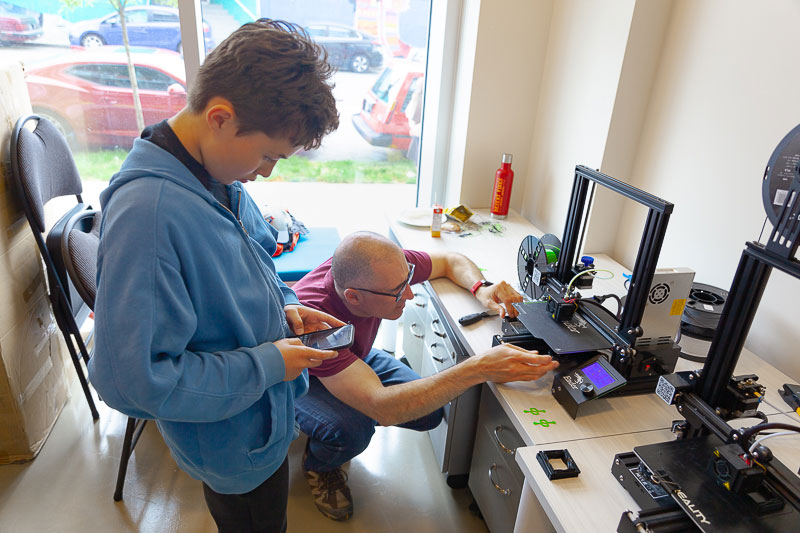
top-left (681, 282), bottom-right (728, 340)
top-left (517, 234), bottom-right (561, 301)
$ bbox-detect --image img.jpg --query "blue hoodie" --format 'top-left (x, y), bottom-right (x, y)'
top-left (88, 138), bottom-right (307, 494)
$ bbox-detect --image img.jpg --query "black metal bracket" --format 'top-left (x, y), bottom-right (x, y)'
top-left (537, 449), bottom-right (581, 480)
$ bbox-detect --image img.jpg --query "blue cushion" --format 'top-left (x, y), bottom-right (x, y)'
top-left (273, 227), bottom-right (340, 282)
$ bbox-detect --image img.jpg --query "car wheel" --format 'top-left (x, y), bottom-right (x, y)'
top-left (33, 109), bottom-right (80, 150)
top-left (81, 33), bottom-right (106, 48)
top-left (350, 54), bottom-right (370, 73)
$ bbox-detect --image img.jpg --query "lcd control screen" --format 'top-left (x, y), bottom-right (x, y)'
top-left (582, 361), bottom-right (615, 389)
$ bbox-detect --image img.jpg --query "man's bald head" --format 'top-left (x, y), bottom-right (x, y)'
top-left (331, 231), bottom-right (405, 291)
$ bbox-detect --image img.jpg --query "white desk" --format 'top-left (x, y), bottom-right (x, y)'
top-left (515, 412), bottom-right (800, 532)
top-left (389, 208), bottom-right (799, 531)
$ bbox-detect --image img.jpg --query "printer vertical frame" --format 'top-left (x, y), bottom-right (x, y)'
top-left (559, 167), bottom-right (674, 363)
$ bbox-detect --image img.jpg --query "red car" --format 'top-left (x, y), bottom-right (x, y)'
top-left (0, 1), bottom-right (43, 44)
top-left (24, 47), bottom-right (187, 149)
top-left (352, 62), bottom-right (424, 153)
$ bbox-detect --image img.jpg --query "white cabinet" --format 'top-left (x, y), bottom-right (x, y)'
top-left (401, 282), bottom-right (481, 486)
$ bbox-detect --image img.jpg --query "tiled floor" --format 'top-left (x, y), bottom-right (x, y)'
top-left (1, 180), bottom-right (490, 532)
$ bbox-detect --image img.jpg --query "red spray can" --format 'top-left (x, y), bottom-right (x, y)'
top-left (490, 153), bottom-right (514, 219)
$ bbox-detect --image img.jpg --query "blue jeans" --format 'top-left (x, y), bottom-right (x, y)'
top-left (295, 348), bottom-right (444, 472)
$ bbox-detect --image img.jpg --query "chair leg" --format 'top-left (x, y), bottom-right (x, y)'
top-left (114, 417), bottom-right (147, 501)
top-left (73, 327), bottom-right (91, 366)
top-left (61, 330), bottom-right (99, 420)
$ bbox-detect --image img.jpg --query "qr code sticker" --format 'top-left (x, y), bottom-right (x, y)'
top-left (655, 376), bottom-right (676, 405)
top-left (533, 268), bottom-right (542, 285)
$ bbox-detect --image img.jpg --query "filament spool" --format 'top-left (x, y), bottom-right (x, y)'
top-left (681, 282), bottom-right (727, 342)
top-left (517, 234), bottom-right (561, 300)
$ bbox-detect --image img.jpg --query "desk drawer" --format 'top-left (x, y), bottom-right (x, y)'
top-left (479, 384), bottom-right (525, 486)
top-left (469, 385), bottom-right (525, 533)
top-left (402, 287), bottom-right (429, 373)
top-left (424, 309), bottom-right (456, 365)
top-left (469, 422), bottom-right (522, 533)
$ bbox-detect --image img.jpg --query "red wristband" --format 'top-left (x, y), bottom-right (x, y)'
top-left (470, 279), bottom-right (493, 295)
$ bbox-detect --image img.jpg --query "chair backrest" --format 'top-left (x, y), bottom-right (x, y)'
top-left (10, 114), bottom-right (91, 327)
top-left (10, 115), bottom-right (84, 234)
top-left (61, 210), bottom-right (101, 311)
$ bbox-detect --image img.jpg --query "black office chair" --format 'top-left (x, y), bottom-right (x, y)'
top-left (9, 115), bottom-right (99, 420)
top-left (59, 207), bottom-right (148, 502)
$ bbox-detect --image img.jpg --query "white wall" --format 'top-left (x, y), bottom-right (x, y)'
top-left (454, 0), bottom-right (800, 379)
top-left (444, 0), bottom-right (552, 209)
top-left (519, 0), bottom-right (637, 236)
top-left (615, 0), bottom-right (800, 380)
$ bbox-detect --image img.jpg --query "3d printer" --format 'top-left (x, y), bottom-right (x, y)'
top-left (612, 124), bottom-right (800, 531)
top-left (494, 166), bottom-right (694, 417)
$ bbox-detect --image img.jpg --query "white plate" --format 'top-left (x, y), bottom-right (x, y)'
top-left (398, 207), bottom-right (446, 227)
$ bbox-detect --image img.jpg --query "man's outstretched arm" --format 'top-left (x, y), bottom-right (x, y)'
top-left (319, 344), bottom-right (558, 426)
top-left (428, 251), bottom-right (523, 318)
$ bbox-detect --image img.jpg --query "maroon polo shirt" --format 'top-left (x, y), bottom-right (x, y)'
top-left (292, 249), bottom-right (432, 377)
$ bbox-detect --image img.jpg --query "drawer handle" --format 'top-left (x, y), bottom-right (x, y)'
top-left (431, 318), bottom-right (446, 338)
top-left (414, 299), bottom-right (427, 308)
top-left (493, 426), bottom-right (516, 456)
top-left (429, 343), bottom-right (445, 363)
top-left (488, 463), bottom-right (511, 496)
top-left (409, 322), bottom-right (424, 338)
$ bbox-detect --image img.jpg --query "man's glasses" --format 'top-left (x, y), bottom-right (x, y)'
top-left (349, 263), bottom-right (415, 302)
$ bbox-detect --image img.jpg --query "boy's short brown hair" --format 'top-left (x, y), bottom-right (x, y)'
top-left (189, 19), bottom-right (339, 150)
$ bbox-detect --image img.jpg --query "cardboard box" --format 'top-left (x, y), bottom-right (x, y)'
top-left (0, 60), bottom-right (69, 463)
top-left (0, 296), bottom-right (68, 463)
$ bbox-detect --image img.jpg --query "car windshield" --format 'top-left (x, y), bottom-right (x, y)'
top-left (371, 67), bottom-right (406, 104)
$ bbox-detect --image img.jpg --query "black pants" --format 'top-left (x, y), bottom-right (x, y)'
top-left (202, 456), bottom-right (289, 533)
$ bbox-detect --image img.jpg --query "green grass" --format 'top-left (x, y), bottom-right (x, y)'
top-left (73, 149), bottom-right (130, 182)
top-left (74, 148), bottom-right (417, 184)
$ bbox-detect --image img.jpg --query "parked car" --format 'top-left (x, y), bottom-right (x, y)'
top-left (305, 23), bottom-right (383, 73)
top-left (25, 47), bottom-right (188, 149)
top-left (0, 1), bottom-right (43, 44)
top-left (352, 62), bottom-right (424, 152)
top-left (68, 5), bottom-right (213, 54)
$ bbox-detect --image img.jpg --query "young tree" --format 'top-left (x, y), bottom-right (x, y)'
top-left (62, 0), bottom-right (178, 133)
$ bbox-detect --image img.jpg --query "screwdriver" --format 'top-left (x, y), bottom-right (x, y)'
top-left (458, 310), bottom-right (497, 326)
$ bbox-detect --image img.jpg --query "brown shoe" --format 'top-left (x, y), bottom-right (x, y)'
top-left (305, 468), bottom-right (353, 521)
top-left (303, 443), bottom-right (354, 521)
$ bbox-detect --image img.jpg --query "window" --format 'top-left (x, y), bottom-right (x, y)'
top-left (134, 66), bottom-right (181, 92)
top-left (124, 10), bottom-right (148, 24)
top-left (327, 27), bottom-right (355, 39)
top-left (306, 26), bottom-right (327, 38)
top-left (198, 0), bottom-right (433, 219)
top-left (150, 12), bottom-right (179, 23)
top-left (67, 64), bottom-right (130, 88)
top-left (371, 67), bottom-right (407, 104)
top-left (402, 77), bottom-right (422, 112)
top-left (4, 0), bottom-right (445, 220)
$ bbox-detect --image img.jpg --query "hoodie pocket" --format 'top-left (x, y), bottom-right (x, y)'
top-left (247, 383), bottom-right (294, 468)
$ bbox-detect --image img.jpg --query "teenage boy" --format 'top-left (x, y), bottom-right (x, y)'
top-left (293, 231), bottom-right (559, 520)
top-left (88, 20), bottom-right (342, 532)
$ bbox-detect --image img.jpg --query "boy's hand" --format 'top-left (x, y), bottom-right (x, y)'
top-left (274, 337), bottom-right (338, 381)
top-left (284, 304), bottom-right (345, 335)
top-left (475, 280), bottom-right (524, 318)
top-left (472, 343), bottom-right (559, 383)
